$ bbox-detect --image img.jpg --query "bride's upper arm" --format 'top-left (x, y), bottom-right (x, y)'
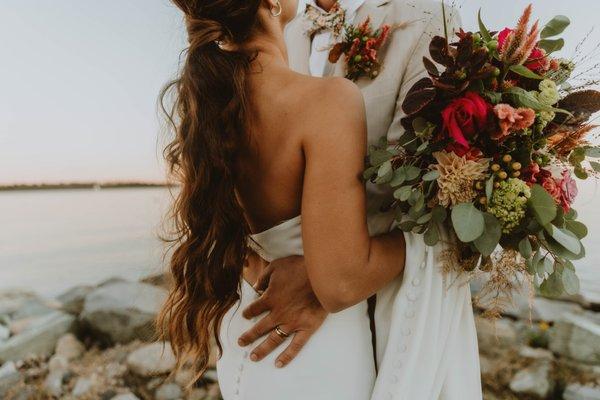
top-left (299, 78), bottom-right (372, 310)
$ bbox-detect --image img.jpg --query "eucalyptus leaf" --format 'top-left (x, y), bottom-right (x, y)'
top-left (369, 149), bottom-right (394, 166)
top-left (510, 65), bottom-right (544, 80)
top-left (540, 15), bottom-right (570, 38)
top-left (451, 203), bottom-right (485, 243)
top-left (590, 161), bottom-right (600, 172)
top-left (574, 166), bottom-right (588, 179)
top-left (375, 160), bottom-right (393, 183)
top-left (545, 225), bottom-right (582, 254)
top-left (540, 272), bottom-right (564, 297)
top-left (394, 186), bottom-right (413, 202)
top-left (417, 213), bottom-right (432, 225)
top-left (405, 166), bottom-right (421, 181)
top-left (562, 268), bottom-right (580, 295)
top-left (565, 220), bottom-right (588, 239)
top-left (424, 224), bottom-right (440, 246)
top-left (431, 206), bottom-right (447, 223)
top-left (389, 168), bottom-right (407, 187)
top-left (416, 141), bottom-right (430, 154)
top-left (518, 237), bottom-right (533, 258)
top-left (474, 213), bottom-right (502, 256)
top-left (545, 236), bottom-right (586, 261)
top-left (423, 170), bottom-right (440, 181)
top-left (363, 166), bottom-right (378, 180)
top-left (399, 220), bottom-right (417, 232)
top-left (528, 184), bottom-right (558, 227)
top-left (585, 146), bottom-right (600, 158)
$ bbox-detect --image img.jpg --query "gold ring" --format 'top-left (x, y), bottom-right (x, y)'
top-left (274, 325), bottom-right (290, 339)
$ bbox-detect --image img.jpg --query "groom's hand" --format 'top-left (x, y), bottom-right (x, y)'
top-left (238, 255), bottom-right (328, 367)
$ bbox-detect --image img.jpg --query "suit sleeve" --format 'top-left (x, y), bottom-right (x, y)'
top-left (386, 6), bottom-right (463, 143)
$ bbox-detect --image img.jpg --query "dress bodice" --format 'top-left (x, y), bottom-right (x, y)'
top-left (248, 216), bottom-right (303, 262)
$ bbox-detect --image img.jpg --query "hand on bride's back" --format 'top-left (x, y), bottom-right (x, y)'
top-left (238, 256), bottom-right (328, 367)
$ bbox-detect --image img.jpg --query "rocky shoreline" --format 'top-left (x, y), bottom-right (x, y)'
top-left (1, 275), bottom-right (599, 400)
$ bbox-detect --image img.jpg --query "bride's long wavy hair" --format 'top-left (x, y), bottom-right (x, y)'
top-left (157, 0), bottom-right (261, 376)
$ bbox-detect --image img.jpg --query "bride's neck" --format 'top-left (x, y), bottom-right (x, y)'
top-left (240, 12), bottom-right (288, 68)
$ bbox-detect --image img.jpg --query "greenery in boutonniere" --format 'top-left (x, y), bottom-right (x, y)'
top-left (328, 16), bottom-right (391, 81)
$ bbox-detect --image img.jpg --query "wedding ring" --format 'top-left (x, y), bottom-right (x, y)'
top-left (274, 325), bottom-right (290, 339)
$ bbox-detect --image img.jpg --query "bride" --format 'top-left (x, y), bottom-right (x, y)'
top-left (157, 0), bottom-right (408, 399)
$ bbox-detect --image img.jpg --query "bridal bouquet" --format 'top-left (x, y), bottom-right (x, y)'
top-left (365, 5), bottom-right (600, 307)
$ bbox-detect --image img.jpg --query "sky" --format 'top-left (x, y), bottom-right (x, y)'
top-left (1, 0), bottom-right (599, 184)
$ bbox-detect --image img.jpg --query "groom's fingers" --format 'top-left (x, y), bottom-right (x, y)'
top-left (242, 295), bottom-right (270, 319)
top-left (238, 314), bottom-right (274, 346)
top-left (254, 263), bottom-right (275, 292)
top-left (249, 325), bottom-right (292, 362)
top-left (275, 331), bottom-right (309, 368)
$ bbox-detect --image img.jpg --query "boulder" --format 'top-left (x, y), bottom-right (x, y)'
top-left (72, 376), bottom-right (95, 397)
top-left (564, 384), bottom-right (600, 400)
top-left (126, 342), bottom-right (176, 378)
top-left (549, 312), bottom-right (600, 365)
top-left (475, 316), bottom-right (518, 348)
top-left (0, 361), bottom-right (21, 398)
top-left (55, 333), bottom-right (85, 361)
top-left (0, 311), bottom-right (75, 362)
top-left (0, 325), bottom-right (9, 341)
top-left (518, 346), bottom-right (554, 360)
top-left (509, 359), bottom-right (554, 398)
top-left (56, 285), bottom-right (93, 315)
top-left (155, 383), bottom-right (183, 400)
top-left (81, 280), bottom-right (167, 344)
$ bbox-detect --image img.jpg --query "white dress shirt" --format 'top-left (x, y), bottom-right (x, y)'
top-left (306, 0), bottom-right (366, 77)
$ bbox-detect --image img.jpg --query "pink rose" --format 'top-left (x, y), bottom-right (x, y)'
top-left (558, 170), bottom-right (578, 212)
top-left (441, 92), bottom-right (491, 149)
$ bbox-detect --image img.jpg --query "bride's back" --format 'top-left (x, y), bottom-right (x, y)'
top-left (237, 63), bottom-right (336, 233)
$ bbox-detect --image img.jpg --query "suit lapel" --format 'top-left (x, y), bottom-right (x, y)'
top-left (285, 16), bottom-right (311, 75)
top-left (331, 0), bottom-right (391, 79)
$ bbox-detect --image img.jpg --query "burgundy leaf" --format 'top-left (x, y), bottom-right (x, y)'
top-left (423, 57), bottom-right (440, 77)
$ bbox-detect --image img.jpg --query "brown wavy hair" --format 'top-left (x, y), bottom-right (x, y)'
top-left (157, 0), bottom-right (262, 377)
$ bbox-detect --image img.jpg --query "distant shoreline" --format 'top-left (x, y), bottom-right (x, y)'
top-left (0, 182), bottom-right (176, 192)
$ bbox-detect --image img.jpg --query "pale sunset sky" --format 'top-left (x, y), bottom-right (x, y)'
top-left (1, 0), bottom-right (599, 184)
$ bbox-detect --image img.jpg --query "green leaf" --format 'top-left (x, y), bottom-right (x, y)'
top-left (394, 186), bottom-right (413, 202)
top-left (538, 38), bottom-right (565, 54)
top-left (528, 184), bottom-right (558, 227)
top-left (545, 225), bottom-right (582, 254)
top-left (474, 213), bottom-right (502, 256)
top-left (478, 9), bottom-right (492, 42)
top-left (590, 161), bottom-right (600, 172)
top-left (585, 146), bottom-right (600, 158)
top-left (369, 149), bottom-right (394, 166)
top-left (424, 224), bottom-right (439, 246)
top-left (399, 220), bottom-right (417, 232)
top-left (423, 170), bottom-right (440, 181)
top-left (510, 65), bottom-right (544, 80)
top-left (416, 141), bottom-right (430, 154)
top-left (545, 236), bottom-right (586, 261)
top-left (574, 166), bottom-right (588, 179)
top-left (565, 220), bottom-right (588, 239)
top-left (565, 208), bottom-right (578, 220)
top-left (540, 272), bottom-right (564, 297)
top-left (389, 168), bottom-right (407, 187)
top-left (451, 203), bottom-right (485, 243)
top-left (561, 268), bottom-right (580, 295)
top-left (375, 160), bottom-right (393, 183)
top-left (431, 206), bottom-right (447, 223)
top-left (540, 15), bottom-right (570, 38)
top-left (405, 166), bottom-right (421, 181)
top-left (570, 147), bottom-right (586, 164)
top-left (417, 213), bottom-right (432, 224)
top-left (363, 166), bottom-right (378, 180)
top-left (519, 237), bottom-right (533, 258)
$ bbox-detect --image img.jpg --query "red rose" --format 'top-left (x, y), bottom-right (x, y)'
top-left (441, 92), bottom-right (491, 149)
top-left (498, 28), bottom-right (549, 73)
top-left (446, 143), bottom-right (483, 160)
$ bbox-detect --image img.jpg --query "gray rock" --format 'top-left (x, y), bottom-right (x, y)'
top-left (155, 383), bottom-right (183, 400)
top-left (43, 370), bottom-right (66, 398)
top-left (518, 346), bottom-right (554, 360)
top-left (48, 354), bottom-right (69, 373)
top-left (0, 325), bottom-right (9, 341)
top-left (475, 316), bottom-right (517, 348)
top-left (111, 393), bottom-right (141, 400)
top-left (56, 285), bottom-right (93, 315)
top-left (509, 359), bottom-right (554, 398)
top-left (0, 311), bottom-right (75, 362)
top-left (564, 384), bottom-right (600, 400)
top-left (72, 376), bottom-right (94, 397)
top-left (55, 333), bottom-right (85, 361)
top-left (549, 312), bottom-right (600, 365)
top-left (0, 361), bottom-right (21, 398)
top-left (126, 342), bottom-right (176, 378)
top-left (81, 281), bottom-right (167, 343)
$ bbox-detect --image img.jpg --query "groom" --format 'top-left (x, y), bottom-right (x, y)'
top-left (239, 0), bottom-right (460, 371)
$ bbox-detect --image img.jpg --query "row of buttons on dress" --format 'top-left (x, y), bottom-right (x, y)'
top-left (386, 246), bottom-right (429, 399)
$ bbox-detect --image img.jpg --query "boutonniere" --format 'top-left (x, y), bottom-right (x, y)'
top-left (328, 17), bottom-right (391, 81)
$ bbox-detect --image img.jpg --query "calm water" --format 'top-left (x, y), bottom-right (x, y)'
top-left (0, 186), bottom-right (599, 301)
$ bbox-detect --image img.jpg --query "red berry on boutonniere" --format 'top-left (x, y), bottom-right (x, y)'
top-left (328, 17), bottom-right (392, 81)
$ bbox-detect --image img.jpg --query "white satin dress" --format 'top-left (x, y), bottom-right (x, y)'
top-left (217, 216), bottom-right (376, 400)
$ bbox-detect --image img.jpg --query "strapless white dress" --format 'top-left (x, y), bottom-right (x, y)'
top-left (217, 216), bottom-right (376, 400)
